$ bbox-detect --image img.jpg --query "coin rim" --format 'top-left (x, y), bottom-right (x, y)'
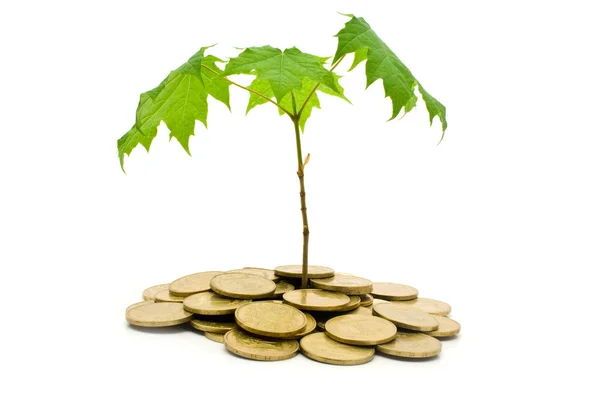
top-left (300, 332), bottom-right (375, 366)
top-left (376, 332), bottom-right (442, 358)
top-left (223, 329), bottom-right (299, 361)
top-left (154, 289), bottom-right (186, 303)
top-left (371, 282), bottom-right (419, 301)
top-left (399, 297), bottom-right (452, 316)
top-left (235, 302), bottom-right (307, 338)
top-left (274, 265), bottom-right (335, 279)
top-left (204, 331), bottom-right (226, 343)
top-left (359, 294), bottom-right (374, 307)
top-left (373, 303), bottom-right (440, 332)
top-left (310, 276), bottom-right (373, 295)
top-left (169, 271), bottom-right (223, 296)
top-left (425, 315), bottom-right (461, 337)
top-left (282, 289), bottom-right (351, 311)
top-left (324, 314), bottom-right (397, 346)
top-left (142, 284), bottom-right (170, 301)
top-left (183, 291), bottom-right (251, 315)
top-left (126, 302), bottom-right (193, 327)
top-left (210, 273), bottom-right (277, 299)
top-left (190, 318), bottom-right (236, 333)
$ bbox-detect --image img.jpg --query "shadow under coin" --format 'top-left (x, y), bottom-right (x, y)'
top-left (126, 323), bottom-right (189, 335)
top-left (376, 352), bottom-right (441, 363)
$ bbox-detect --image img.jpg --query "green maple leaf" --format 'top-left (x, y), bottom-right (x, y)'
top-left (231, 46), bottom-right (348, 131)
top-left (333, 16), bottom-right (448, 137)
top-left (117, 47), bottom-right (231, 170)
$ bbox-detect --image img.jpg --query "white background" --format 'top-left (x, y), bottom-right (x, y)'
top-left (1, 0), bottom-right (598, 399)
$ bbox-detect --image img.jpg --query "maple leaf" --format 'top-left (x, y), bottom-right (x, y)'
top-left (117, 47), bottom-right (231, 170)
top-left (333, 16), bottom-right (448, 136)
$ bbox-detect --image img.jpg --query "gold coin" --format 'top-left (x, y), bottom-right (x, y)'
top-left (359, 294), bottom-right (374, 307)
top-left (426, 315), bottom-right (461, 337)
top-left (271, 281), bottom-right (295, 298)
top-left (287, 313), bottom-right (317, 339)
top-left (325, 314), bottom-right (397, 346)
top-left (183, 291), bottom-right (251, 315)
top-left (190, 317), bottom-right (236, 333)
top-left (127, 300), bottom-right (154, 312)
top-left (154, 289), bottom-right (186, 303)
top-left (371, 282), bottom-right (418, 301)
top-left (142, 283), bottom-right (170, 301)
top-left (227, 268), bottom-right (281, 282)
top-left (283, 289), bottom-right (351, 311)
top-left (169, 271), bottom-right (222, 296)
top-left (377, 332), bottom-right (442, 358)
top-left (274, 265), bottom-right (335, 279)
top-left (373, 302), bottom-right (439, 332)
top-left (335, 296), bottom-right (362, 312)
top-left (210, 273), bottom-right (276, 299)
top-left (126, 302), bottom-right (192, 327)
top-left (204, 332), bottom-right (225, 343)
top-left (399, 297), bottom-right (452, 316)
top-left (310, 275), bottom-right (373, 295)
top-left (300, 332), bottom-right (375, 365)
top-left (223, 329), bottom-right (299, 361)
top-left (372, 298), bottom-right (390, 306)
top-left (348, 306), bottom-right (374, 316)
top-left (235, 302), bottom-right (307, 338)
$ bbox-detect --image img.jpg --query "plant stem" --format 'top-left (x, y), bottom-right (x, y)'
top-left (297, 55), bottom-right (346, 117)
top-left (291, 94), bottom-right (310, 289)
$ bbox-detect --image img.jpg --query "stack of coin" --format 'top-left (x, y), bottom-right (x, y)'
top-left (125, 268), bottom-right (460, 364)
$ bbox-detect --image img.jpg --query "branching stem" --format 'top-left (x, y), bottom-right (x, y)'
top-left (297, 55), bottom-right (346, 118)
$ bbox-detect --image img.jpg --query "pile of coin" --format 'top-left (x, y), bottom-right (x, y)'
top-left (126, 265), bottom-right (460, 365)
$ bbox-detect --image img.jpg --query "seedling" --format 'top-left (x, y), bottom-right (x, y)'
top-left (118, 15), bottom-right (448, 288)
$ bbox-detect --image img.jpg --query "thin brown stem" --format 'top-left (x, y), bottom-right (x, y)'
top-left (201, 64), bottom-right (293, 117)
top-left (297, 55), bottom-right (346, 117)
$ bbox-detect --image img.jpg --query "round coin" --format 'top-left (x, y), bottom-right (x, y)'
top-left (300, 332), bottom-right (375, 365)
top-left (126, 302), bottom-right (192, 327)
top-left (377, 332), bottom-right (442, 358)
top-left (204, 332), bottom-right (225, 343)
top-left (325, 314), bottom-right (397, 346)
top-left (169, 271), bottom-right (222, 296)
top-left (183, 291), bottom-right (251, 315)
top-left (283, 289), bottom-right (351, 311)
top-left (348, 306), bottom-right (374, 316)
top-left (190, 317), bottom-right (236, 333)
top-left (210, 273), bottom-right (276, 299)
top-left (142, 283), bottom-right (170, 301)
top-left (275, 265), bottom-right (335, 279)
top-left (371, 282), bottom-right (418, 301)
top-left (425, 315), bottom-right (461, 337)
top-left (235, 302), bottom-right (307, 338)
top-left (126, 300), bottom-right (154, 312)
top-left (373, 302), bottom-right (439, 332)
top-left (227, 268), bottom-right (281, 282)
top-left (359, 294), bottom-right (374, 307)
top-left (271, 281), bottom-right (295, 298)
top-left (334, 296), bottom-right (362, 312)
top-left (310, 275), bottom-right (373, 295)
top-left (287, 313), bottom-right (317, 339)
top-left (223, 329), bottom-right (299, 361)
top-left (154, 289), bottom-right (186, 303)
top-left (399, 297), bottom-right (452, 316)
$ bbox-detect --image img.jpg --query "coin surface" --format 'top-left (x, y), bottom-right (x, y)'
top-left (283, 289), bottom-right (351, 311)
top-left (154, 289), bottom-right (186, 303)
top-left (235, 302), bottom-right (307, 338)
top-left (271, 281), bottom-right (295, 297)
top-left (373, 303), bottom-right (439, 332)
top-left (142, 284), bottom-right (170, 301)
top-left (335, 296), bottom-right (362, 312)
top-left (274, 265), bottom-right (335, 279)
top-left (425, 315), bottom-right (461, 337)
top-left (348, 306), bottom-right (374, 316)
top-left (399, 297), bottom-right (452, 316)
top-left (310, 275), bottom-right (373, 295)
top-left (183, 291), bottom-right (251, 315)
top-left (359, 294), bottom-right (374, 307)
top-left (126, 302), bottom-right (193, 327)
top-left (126, 300), bottom-right (154, 312)
top-left (204, 332), bottom-right (226, 343)
top-left (210, 273), bottom-right (276, 299)
top-left (371, 282), bottom-right (418, 301)
top-left (223, 329), bottom-right (299, 361)
top-left (287, 313), bottom-right (317, 339)
top-left (376, 332), bottom-right (442, 358)
top-left (169, 271), bottom-right (222, 296)
top-left (190, 317), bottom-right (236, 333)
top-left (325, 314), bottom-right (397, 346)
top-left (300, 332), bottom-right (375, 365)
top-left (227, 268), bottom-right (281, 282)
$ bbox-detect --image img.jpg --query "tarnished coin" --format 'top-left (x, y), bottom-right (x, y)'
top-left (359, 294), bottom-right (374, 307)
top-left (210, 273), bottom-right (276, 299)
top-left (183, 291), bottom-right (250, 315)
top-left (325, 314), bottom-right (397, 346)
top-left (377, 332), bottom-right (442, 358)
top-left (425, 315), bottom-right (461, 337)
top-left (235, 302), bottom-right (307, 338)
top-left (154, 289), bottom-right (186, 303)
top-left (283, 289), bottom-right (351, 311)
top-left (205, 332), bottom-right (226, 343)
top-left (227, 268), bottom-right (281, 282)
top-left (373, 302), bottom-right (439, 332)
top-left (142, 284), bottom-right (170, 301)
top-left (190, 316), bottom-right (236, 333)
top-left (288, 313), bottom-right (317, 339)
top-left (310, 275), bottom-right (373, 295)
top-left (335, 296), bottom-right (362, 312)
top-left (275, 265), bottom-right (335, 279)
top-left (399, 297), bottom-right (452, 316)
top-left (126, 302), bottom-right (192, 327)
top-left (271, 281), bottom-right (295, 298)
top-left (126, 300), bottom-right (154, 312)
top-left (169, 271), bottom-right (222, 296)
top-left (223, 329), bottom-right (299, 361)
top-left (300, 332), bottom-right (375, 365)
top-left (371, 282), bottom-right (418, 301)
